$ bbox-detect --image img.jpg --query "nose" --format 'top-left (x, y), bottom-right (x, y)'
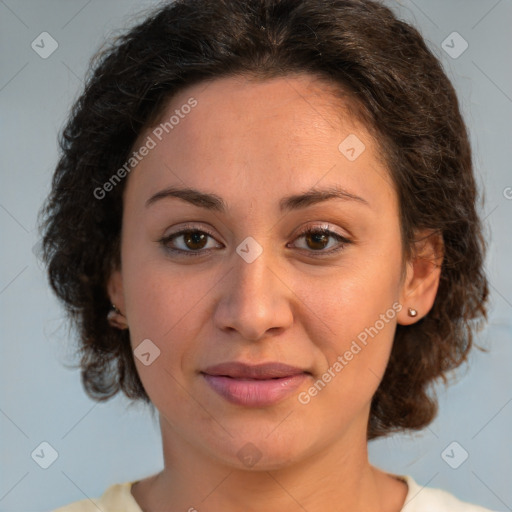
top-left (213, 244), bottom-right (294, 341)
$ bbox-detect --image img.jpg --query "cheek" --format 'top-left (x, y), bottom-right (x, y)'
top-left (121, 267), bottom-right (199, 410)
top-left (293, 252), bottom-right (402, 404)
top-left (297, 257), bottom-right (401, 346)
top-left (121, 254), bottom-right (223, 388)
top-left (120, 217), bottom-right (216, 331)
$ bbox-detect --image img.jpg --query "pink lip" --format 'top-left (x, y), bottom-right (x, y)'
top-left (201, 362), bottom-right (311, 407)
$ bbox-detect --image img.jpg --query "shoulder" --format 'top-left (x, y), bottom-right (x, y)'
top-left (51, 481), bottom-right (141, 512)
top-left (400, 475), bottom-right (499, 512)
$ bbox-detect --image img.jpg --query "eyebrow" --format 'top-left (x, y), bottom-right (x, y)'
top-left (145, 184), bottom-right (370, 212)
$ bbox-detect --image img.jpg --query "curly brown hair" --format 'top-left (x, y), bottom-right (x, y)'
top-left (39, 0), bottom-right (488, 440)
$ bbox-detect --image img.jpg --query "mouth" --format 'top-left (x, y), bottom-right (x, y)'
top-left (201, 361), bottom-right (311, 407)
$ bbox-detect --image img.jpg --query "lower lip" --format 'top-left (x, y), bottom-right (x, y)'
top-left (202, 373), bottom-right (309, 407)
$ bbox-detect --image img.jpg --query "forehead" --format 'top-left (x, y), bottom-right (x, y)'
top-left (154, 74), bottom-right (362, 156)
top-left (126, 74), bottom-right (396, 215)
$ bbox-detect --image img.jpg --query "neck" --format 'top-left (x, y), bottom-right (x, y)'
top-left (133, 413), bottom-right (407, 512)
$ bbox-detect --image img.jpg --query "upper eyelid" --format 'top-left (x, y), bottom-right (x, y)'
top-left (163, 223), bottom-right (349, 250)
top-left (164, 222), bottom-right (347, 240)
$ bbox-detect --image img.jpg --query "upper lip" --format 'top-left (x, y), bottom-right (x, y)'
top-left (202, 362), bottom-right (308, 379)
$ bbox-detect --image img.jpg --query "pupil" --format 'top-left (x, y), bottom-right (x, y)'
top-left (307, 232), bottom-right (328, 250)
top-left (185, 231), bottom-right (207, 250)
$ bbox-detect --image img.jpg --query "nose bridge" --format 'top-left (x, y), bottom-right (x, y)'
top-left (214, 238), bottom-right (293, 339)
top-left (231, 241), bottom-right (278, 312)
top-left (235, 243), bottom-right (273, 297)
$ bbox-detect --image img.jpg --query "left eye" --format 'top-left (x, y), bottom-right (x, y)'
top-left (289, 227), bottom-right (350, 254)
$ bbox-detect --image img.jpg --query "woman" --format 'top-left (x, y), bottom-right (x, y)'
top-left (41, 0), bottom-right (493, 510)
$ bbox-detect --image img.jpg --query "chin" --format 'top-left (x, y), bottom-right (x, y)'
top-left (206, 430), bottom-right (311, 472)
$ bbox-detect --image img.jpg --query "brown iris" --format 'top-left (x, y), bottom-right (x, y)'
top-left (305, 231), bottom-right (329, 250)
top-left (183, 231), bottom-right (208, 250)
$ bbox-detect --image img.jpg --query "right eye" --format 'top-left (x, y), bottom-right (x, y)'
top-left (159, 227), bottom-right (223, 256)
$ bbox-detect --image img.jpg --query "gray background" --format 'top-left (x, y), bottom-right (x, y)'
top-left (1, 1), bottom-right (511, 510)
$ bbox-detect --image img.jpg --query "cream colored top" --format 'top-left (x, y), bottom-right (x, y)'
top-left (52, 475), bottom-right (498, 511)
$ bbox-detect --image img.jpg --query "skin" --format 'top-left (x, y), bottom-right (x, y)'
top-left (108, 74), bottom-right (442, 512)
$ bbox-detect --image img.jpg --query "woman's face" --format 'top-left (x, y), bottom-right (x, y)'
top-left (109, 74), bottom-right (416, 469)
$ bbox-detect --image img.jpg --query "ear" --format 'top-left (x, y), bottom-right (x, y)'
top-left (397, 229), bottom-right (443, 325)
top-left (107, 268), bottom-right (126, 315)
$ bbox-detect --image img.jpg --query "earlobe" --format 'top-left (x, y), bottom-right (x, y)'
top-left (397, 230), bottom-right (443, 325)
top-left (106, 269), bottom-right (128, 329)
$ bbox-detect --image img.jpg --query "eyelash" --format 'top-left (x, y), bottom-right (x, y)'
top-left (159, 223), bottom-right (352, 258)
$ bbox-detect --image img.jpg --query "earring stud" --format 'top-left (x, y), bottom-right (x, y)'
top-left (407, 307), bottom-right (418, 317)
